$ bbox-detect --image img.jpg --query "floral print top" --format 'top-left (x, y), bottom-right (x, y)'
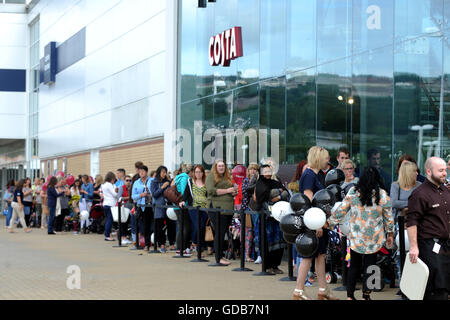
top-left (328, 187), bottom-right (395, 254)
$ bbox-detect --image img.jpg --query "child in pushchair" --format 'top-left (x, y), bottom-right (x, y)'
top-left (87, 203), bottom-right (105, 234)
top-left (225, 216), bottom-right (241, 260)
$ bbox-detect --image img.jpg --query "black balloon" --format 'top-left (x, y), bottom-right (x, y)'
top-left (326, 183), bottom-right (343, 202)
top-left (312, 189), bottom-right (336, 215)
top-left (290, 192), bottom-right (312, 212)
top-left (295, 230), bottom-right (319, 257)
top-left (280, 214), bottom-right (304, 235)
top-left (283, 232), bottom-right (298, 244)
top-left (269, 188), bottom-right (281, 199)
top-left (280, 190), bottom-right (290, 201)
top-left (293, 209), bottom-right (306, 217)
top-left (344, 183), bottom-right (356, 196)
top-left (325, 168), bottom-right (345, 187)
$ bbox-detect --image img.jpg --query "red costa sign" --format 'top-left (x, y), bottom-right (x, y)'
top-left (208, 27), bottom-right (243, 67)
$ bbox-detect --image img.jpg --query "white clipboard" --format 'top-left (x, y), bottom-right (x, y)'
top-left (400, 252), bottom-right (429, 300)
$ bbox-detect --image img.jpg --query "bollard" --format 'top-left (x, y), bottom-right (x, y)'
top-left (398, 216), bottom-right (406, 277)
top-left (279, 244), bottom-right (296, 281)
top-left (130, 206), bottom-right (143, 251)
top-left (254, 209), bottom-right (275, 276)
top-left (208, 208), bottom-right (227, 266)
top-left (173, 206), bottom-right (189, 258)
top-left (148, 204), bottom-right (160, 254)
top-left (113, 198), bottom-right (126, 248)
top-left (191, 207), bottom-right (208, 262)
top-left (232, 208), bottom-right (252, 272)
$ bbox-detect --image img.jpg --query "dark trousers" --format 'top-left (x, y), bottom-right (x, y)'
top-left (266, 248), bottom-right (284, 269)
top-left (55, 208), bottom-right (70, 231)
top-left (418, 239), bottom-right (450, 300)
top-left (207, 210), bottom-right (232, 259)
top-left (119, 215), bottom-right (130, 237)
top-left (189, 209), bottom-right (208, 249)
top-left (166, 219), bottom-right (176, 246)
top-left (24, 210), bottom-right (32, 227)
top-left (154, 218), bottom-right (166, 247)
top-left (140, 206), bottom-right (153, 247)
top-left (176, 208), bottom-right (191, 251)
top-left (347, 249), bottom-right (378, 297)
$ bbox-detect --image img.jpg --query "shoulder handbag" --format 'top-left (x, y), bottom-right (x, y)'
top-left (205, 218), bottom-right (214, 242)
top-left (164, 182), bottom-right (182, 205)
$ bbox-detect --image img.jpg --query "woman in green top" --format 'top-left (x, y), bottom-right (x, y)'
top-left (205, 160), bottom-right (237, 265)
top-left (190, 165), bottom-right (211, 255)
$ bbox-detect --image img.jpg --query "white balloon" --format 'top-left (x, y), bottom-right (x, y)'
top-left (303, 207), bottom-right (327, 230)
top-left (151, 233), bottom-right (154, 244)
top-left (395, 230), bottom-right (410, 251)
top-left (167, 208), bottom-right (177, 221)
top-left (270, 201), bottom-right (294, 222)
top-left (80, 210), bottom-right (89, 221)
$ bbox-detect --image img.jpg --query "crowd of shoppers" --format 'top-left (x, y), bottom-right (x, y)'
top-left (2, 148), bottom-right (449, 301)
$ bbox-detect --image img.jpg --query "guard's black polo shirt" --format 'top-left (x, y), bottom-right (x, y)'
top-left (406, 179), bottom-right (450, 241)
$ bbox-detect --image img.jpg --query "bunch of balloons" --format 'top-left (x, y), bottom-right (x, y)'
top-left (272, 168), bottom-right (345, 257)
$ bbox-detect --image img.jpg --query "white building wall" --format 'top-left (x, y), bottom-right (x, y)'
top-left (0, 11), bottom-right (27, 139)
top-left (31, 0), bottom-right (177, 169)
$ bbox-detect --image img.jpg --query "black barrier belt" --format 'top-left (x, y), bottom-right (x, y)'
top-left (132, 203), bottom-right (269, 270)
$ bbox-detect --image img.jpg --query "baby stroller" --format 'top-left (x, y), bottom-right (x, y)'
top-left (88, 203), bottom-right (105, 234)
top-left (373, 246), bottom-right (397, 292)
top-left (325, 227), bottom-right (344, 284)
top-left (225, 217), bottom-right (241, 260)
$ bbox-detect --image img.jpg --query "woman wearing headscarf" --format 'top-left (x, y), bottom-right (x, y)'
top-left (254, 164), bottom-right (288, 274)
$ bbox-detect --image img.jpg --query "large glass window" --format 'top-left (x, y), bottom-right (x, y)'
top-left (317, 0), bottom-right (352, 64)
top-left (316, 58), bottom-right (352, 161)
top-left (286, 69), bottom-right (316, 163)
top-left (353, 0), bottom-right (394, 55)
top-left (352, 45), bottom-right (394, 190)
top-left (286, 0), bottom-right (316, 73)
top-left (178, 0), bottom-right (449, 176)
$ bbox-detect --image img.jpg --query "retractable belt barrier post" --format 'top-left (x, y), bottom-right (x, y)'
top-left (398, 215), bottom-right (406, 276)
top-left (280, 243), bottom-right (296, 281)
top-left (233, 208), bottom-right (252, 272)
top-left (113, 198), bottom-right (126, 248)
top-left (148, 203), bottom-right (160, 254)
top-left (254, 208), bottom-right (274, 276)
top-left (191, 206), bottom-right (208, 262)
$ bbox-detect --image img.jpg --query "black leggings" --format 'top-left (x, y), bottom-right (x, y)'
top-left (266, 248), bottom-right (284, 269)
top-left (207, 210), bottom-right (232, 259)
top-left (154, 218), bottom-right (166, 247)
top-left (176, 208), bottom-right (192, 251)
top-left (139, 206), bottom-right (153, 247)
top-left (347, 249), bottom-right (378, 297)
top-left (166, 219), bottom-right (176, 246)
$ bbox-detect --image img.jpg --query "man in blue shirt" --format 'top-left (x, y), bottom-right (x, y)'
top-left (131, 165), bottom-right (153, 251)
top-left (80, 175), bottom-right (94, 213)
top-left (116, 168), bottom-right (126, 198)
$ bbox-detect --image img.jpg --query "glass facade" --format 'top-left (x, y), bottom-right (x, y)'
top-left (178, 0), bottom-right (450, 181)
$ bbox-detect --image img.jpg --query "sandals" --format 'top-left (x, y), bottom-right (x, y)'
top-left (245, 258), bottom-right (254, 262)
top-left (317, 287), bottom-right (339, 300)
top-left (220, 258), bottom-right (231, 265)
top-left (293, 289), bottom-right (312, 300)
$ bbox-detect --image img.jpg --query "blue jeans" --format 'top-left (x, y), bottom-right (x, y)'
top-left (189, 209), bottom-right (208, 247)
top-left (23, 206), bottom-right (31, 216)
top-left (104, 206), bottom-right (113, 238)
top-left (5, 204), bottom-right (12, 227)
top-left (48, 206), bottom-right (56, 233)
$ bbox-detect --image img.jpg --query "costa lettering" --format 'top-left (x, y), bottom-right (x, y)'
top-left (208, 27), bottom-right (243, 67)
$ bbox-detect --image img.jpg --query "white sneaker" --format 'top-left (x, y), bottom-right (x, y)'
top-left (122, 239), bottom-right (132, 244)
top-left (254, 256), bottom-right (262, 264)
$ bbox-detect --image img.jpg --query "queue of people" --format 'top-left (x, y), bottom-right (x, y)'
top-left (2, 149), bottom-right (449, 301)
